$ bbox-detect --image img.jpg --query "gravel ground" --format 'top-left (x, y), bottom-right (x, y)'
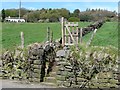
top-left (1, 79), bottom-right (56, 88)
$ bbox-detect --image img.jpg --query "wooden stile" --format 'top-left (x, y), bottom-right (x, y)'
top-left (61, 17), bottom-right (65, 46)
top-left (80, 28), bottom-right (83, 44)
top-left (61, 17), bottom-right (79, 46)
top-left (76, 23), bottom-right (79, 44)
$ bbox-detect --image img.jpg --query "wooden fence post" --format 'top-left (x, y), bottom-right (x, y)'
top-left (21, 32), bottom-right (24, 49)
top-left (86, 29), bottom-right (97, 47)
top-left (80, 28), bottom-right (83, 44)
top-left (76, 22), bottom-right (79, 45)
top-left (61, 17), bottom-right (65, 46)
top-left (51, 31), bottom-right (53, 43)
top-left (47, 27), bottom-right (50, 42)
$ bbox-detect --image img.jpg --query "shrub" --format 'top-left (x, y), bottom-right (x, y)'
top-left (68, 17), bottom-right (80, 22)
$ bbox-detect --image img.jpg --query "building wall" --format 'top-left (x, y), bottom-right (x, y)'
top-left (5, 18), bottom-right (25, 22)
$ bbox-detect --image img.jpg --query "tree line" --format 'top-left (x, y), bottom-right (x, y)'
top-left (1, 8), bottom-right (118, 22)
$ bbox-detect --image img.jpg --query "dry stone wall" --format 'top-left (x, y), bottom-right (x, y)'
top-left (55, 45), bottom-right (119, 88)
top-left (1, 43), bottom-right (56, 82)
top-left (1, 42), bottom-right (119, 89)
top-left (78, 20), bottom-right (105, 36)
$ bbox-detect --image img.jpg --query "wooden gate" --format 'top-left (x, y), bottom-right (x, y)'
top-left (61, 17), bottom-right (79, 46)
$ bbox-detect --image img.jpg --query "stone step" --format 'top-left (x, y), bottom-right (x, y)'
top-left (41, 82), bottom-right (57, 87)
top-left (57, 61), bottom-right (66, 66)
top-left (49, 72), bottom-right (56, 77)
top-left (52, 66), bottom-right (59, 72)
top-left (44, 77), bottom-right (56, 83)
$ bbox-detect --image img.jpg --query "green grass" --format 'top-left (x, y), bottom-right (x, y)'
top-left (2, 22), bottom-right (118, 49)
top-left (83, 22), bottom-right (118, 48)
top-left (2, 22), bottom-right (91, 49)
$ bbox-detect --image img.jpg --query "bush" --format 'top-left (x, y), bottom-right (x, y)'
top-left (106, 18), bottom-right (111, 22)
top-left (80, 14), bottom-right (93, 22)
top-left (68, 17), bottom-right (80, 22)
top-left (49, 17), bottom-right (59, 22)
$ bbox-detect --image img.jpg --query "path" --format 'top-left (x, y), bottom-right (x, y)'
top-left (1, 79), bottom-right (56, 88)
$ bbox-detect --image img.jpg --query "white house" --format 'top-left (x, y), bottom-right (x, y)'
top-left (5, 16), bottom-right (25, 23)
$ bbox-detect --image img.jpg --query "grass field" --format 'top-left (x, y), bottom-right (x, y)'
top-left (2, 22), bottom-right (91, 49)
top-left (2, 22), bottom-right (118, 49)
top-left (83, 22), bottom-right (118, 47)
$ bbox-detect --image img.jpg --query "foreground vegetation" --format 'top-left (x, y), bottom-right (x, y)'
top-left (2, 21), bottom-right (118, 49)
top-left (1, 43), bottom-right (118, 88)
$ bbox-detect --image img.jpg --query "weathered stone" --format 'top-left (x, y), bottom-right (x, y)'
top-left (89, 84), bottom-right (99, 88)
top-left (57, 71), bottom-right (62, 75)
top-left (77, 78), bottom-right (86, 82)
top-left (49, 72), bottom-right (56, 77)
top-left (57, 61), bottom-right (67, 66)
top-left (44, 77), bottom-right (56, 83)
top-left (33, 72), bottom-right (41, 78)
top-left (57, 80), bottom-right (63, 86)
top-left (109, 79), bottom-right (118, 84)
top-left (55, 58), bottom-right (60, 62)
top-left (97, 72), bottom-right (109, 79)
top-left (63, 81), bottom-right (71, 87)
top-left (58, 67), bottom-right (65, 71)
top-left (56, 50), bottom-right (65, 57)
top-left (33, 65), bottom-right (41, 69)
top-left (57, 71), bottom-right (72, 76)
top-left (34, 69), bottom-right (41, 73)
top-left (30, 56), bottom-right (38, 60)
top-left (96, 79), bottom-right (109, 83)
top-left (92, 83), bottom-right (108, 88)
top-left (34, 60), bottom-right (41, 65)
top-left (71, 84), bottom-right (80, 88)
top-left (56, 75), bottom-right (66, 81)
top-left (107, 83), bottom-right (118, 88)
top-left (33, 78), bottom-right (40, 82)
top-left (65, 68), bottom-right (72, 72)
top-left (65, 66), bottom-right (72, 69)
top-left (41, 82), bottom-right (56, 86)
top-left (76, 81), bottom-right (85, 85)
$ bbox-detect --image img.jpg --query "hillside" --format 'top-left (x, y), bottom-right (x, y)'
top-left (83, 22), bottom-right (118, 47)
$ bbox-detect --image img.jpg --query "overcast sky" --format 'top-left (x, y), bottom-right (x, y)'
top-left (1, 1), bottom-right (119, 12)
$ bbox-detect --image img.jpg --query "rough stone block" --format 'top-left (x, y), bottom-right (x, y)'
top-left (65, 66), bottom-right (72, 69)
top-left (96, 79), bottom-right (109, 83)
top-left (44, 77), bottom-right (56, 83)
top-left (57, 61), bottom-right (67, 66)
top-left (50, 72), bottom-right (56, 77)
top-left (34, 69), bottom-right (41, 73)
top-left (33, 78), bottom-right (40, 82)
top-left (34, 60), bottom-right (41, 65)
top-left (58, 67), bottom-right (65, 71)
top-left (57, 80), bottom-right (63, 86)
top-left (33, 65), bottom-right (41, 69)
top-left (56, 75), bottom-right (66, 81)
top-left (109, 79), bottom-right (118, 84)
top-left (33, 72), bottom-right (41, 78)
top-left (63, 81), bottom-right (71, 87)
top-left (77, 77), bottom-right (86, 82)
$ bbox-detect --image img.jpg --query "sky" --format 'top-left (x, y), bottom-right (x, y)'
top-left (1, 1), bottom-right (119, 13)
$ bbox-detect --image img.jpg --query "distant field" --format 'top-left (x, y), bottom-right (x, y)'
top-left (2, 22), bottom-right (91, 49)
top-left (2, 22), bottom-right (118, 49)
